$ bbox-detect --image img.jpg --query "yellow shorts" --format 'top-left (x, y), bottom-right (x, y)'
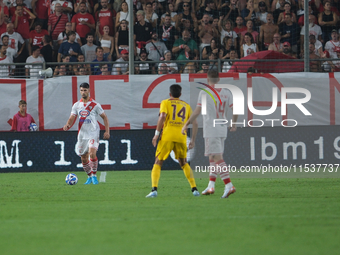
top-left (155, 140), bottom-right (187, 161)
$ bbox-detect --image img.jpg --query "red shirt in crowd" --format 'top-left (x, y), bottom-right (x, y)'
top-left (35, 0), bottom-right (50, 19)
top-left (29, 29), bottom-right (49, 48)
top-left (95, 9), bottom-right (116, 36)
top-left (48, 13), bottom-right (69, 40)
top-left (11, 13), bottom-right (31, 39)
top-left (0, 6), bottom-right (9, 16)
top-left (71, 13), bottom-right (95, 38)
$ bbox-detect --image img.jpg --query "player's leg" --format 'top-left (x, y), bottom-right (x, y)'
top-left (146, 140), bottom-right (171, 198)
top-left (202, 138), bottom-right (219, 195)
top-left (88, 138), bottom-right (100, 184)
top-left (178, 158), bottom-right (200, 196)
top-left (81, 152), bottom-right (93, 184)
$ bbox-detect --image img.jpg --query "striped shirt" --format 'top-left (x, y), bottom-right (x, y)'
top-left (48, 13), bottom-right (68, 40)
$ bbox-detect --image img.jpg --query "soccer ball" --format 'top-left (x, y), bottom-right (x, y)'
top-left (29, 123), bottom-right (38, 131)
top-left (65, 173), bottom-right (78, 185)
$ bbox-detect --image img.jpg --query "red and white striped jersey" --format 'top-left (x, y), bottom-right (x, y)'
top-left (71, 98), bottom-right (104, 139)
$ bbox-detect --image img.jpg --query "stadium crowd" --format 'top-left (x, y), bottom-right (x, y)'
top-left (0, 0), bottom-right (339, 77)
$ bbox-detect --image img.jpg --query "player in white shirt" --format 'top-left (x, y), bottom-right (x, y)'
top-left (182, 70), bottom-right (238, 198)
top-left (63, 83), bottom-right (110, 185)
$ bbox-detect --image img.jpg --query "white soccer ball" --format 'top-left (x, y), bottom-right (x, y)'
top-left (65, 173), bottom-right (78, 185)
top-left (29, 123), bottom-right (38, 131)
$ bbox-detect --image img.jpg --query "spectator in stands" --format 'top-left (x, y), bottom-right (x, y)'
top-left (297, 4), bottom-right (314, 27)
top-left (96, 0), bottom-right (116, 37)
top-left (54, 55), bottom-right (73, 75)
top-left (158, 50), bottom-right (178, 73)
top-left (94, 0), bottom-right (113, 13)
top-left (207, 52), bottom-right (218, 71)
top-left (54, 64), bottom-right (67, 76)
top-left (73, 53), bottom-right (90, 75)
top-left (81, 33), bottom-right (98, 62)
top-left (202, 37), bottom-right (220, 60)
top-left (222, 49), bottom-right (238, 72)
top-left (182, 62), bottom-right (196, 73)
top-left (175, 1), bottom-right (197, 30)
top-left (198, 14), bottom-right (219, 52)
top-left (145, 2), bottom-right (158, 28)
top-left (40, 35), bottom-right (53, 65)
top-left (100, 63), bottom-right (111, 75)
top-left (197, 0), bottom-right (219, 20)
top-left (115, 19), bottom-right (129, 57)
top-left (91, 46), bottom-right (108, 75)
top-left (328, 49), bottom-right (340, 72)
top-left (58, 31), bottom-right (82, 62)
top-left (0, 4), bottom-right (9, 36)
top-left (1, 35), bottom-right (16, 61)
top-left (279, 13), bottom-right (300, 54)
top-left (282, 41), bottom-right (296, 58)
top-left (96, 25), bottom-right (114, 61)
top-left (160, 3), bottom-right (177, 27)
top-left (318, 1), bottom-right (338, 43)
top-left (272, 0), bottom-right (285, 24)
top-left (71, 2), bottom-right (95, 45)
top-left (116, 1), bottom-right (129, 30)
top-left (306, 43), bottom-right (321, 72)
top-left (300, 14), bottom-right (322, 49)
top-left (308, 34), bottom-right (323, 57)
top-left (145, 31), bottom-right (168, 62)
top-left (172, 29), bottom-right (199, 61)
top-left (241, 0), bottom-right (257, 25)
top-left (321, 50), bottom-right (331, 72)
top-left (31, 0), bottom-right (49, 29)
top-left (25, 45), bottom-right (45, 79)
top-left (58, 22), bottom-right (82, 46)
top-left (77, 66), bottom-right (86, 75)
top-left (48, 3), bottom-right (69, 43)
top-left (12, 4), bottom-right (36, 40)
top-left (240, 32), bottom-right (258, 57)
top-left (135, 48), bottom-right (155, 74)
top-left (219, 18), bottom-right (238, 46)
top-left (134, 10), bottom-right (153, 55)
top-left (255, 1), bottom-right (268, 31)
top-left (1, 23), bottom-right (25, 60)
top-left (74, 0), bottom-right (92, 14)
top-left (233, 16), bottom-right (247, 39)
top-left (28, 22), bottom-right (48, 56)
top-left (325, 29), bottom-right (340, 59)
top-left (268, 32), bottom-right (283, 52)
top-left (220, 0), bottom-right (241, 24)
top-left (176, 18), bottom-right (197, 42)
top-left (112, 49), bottom-right (129, 75)
top-left (240, 20), bottom-right (259, 46)
top-left (10, 100), bottom-right (36, 132)
top-left (158, 63), bottom-right (168, 74)
top-left (50, 0), bottom-right (73, 15)
top-left (259, 13), bottom-right (279, 50)
top-left (220, 36), bottom-right (235, 59)
top-left (277, 2), bottom-right (296, 24)
top-left (0, 44), bottom-right (15, 77)
top-left (158, 13), bottom-right (178, 51)
top-left (197, 62), bottom-right (209, 73)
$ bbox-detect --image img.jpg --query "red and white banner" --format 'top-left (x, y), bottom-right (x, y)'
top-left (0, 73), bottom-right (340, 131)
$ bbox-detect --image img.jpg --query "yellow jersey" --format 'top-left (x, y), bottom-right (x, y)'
top-left (159, 98), bottom-right (191, 143)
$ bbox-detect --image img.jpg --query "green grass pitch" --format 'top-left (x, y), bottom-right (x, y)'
top-left (0, 171), bottom-right (339, 255)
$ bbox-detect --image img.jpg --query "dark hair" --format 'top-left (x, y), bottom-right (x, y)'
top-left (77, 53), bottom-right (84, 58)
top-left (80, 82), bottom-right (90, 88)
top-left (170, 84), bottom-right (182, 98)
top-left (244, 32), bottom-right (254, 43)
top-left (100, 63), bottom-right (108, 69)
top-left (34, 22), bottom-right (43, 28)
top-left (67, 31), bottom-right (76, 40)
top-left (2, 35), bottom-right (9, 41)
top-left (31, 45), bottom-right (40, 53)
top-left (207, 69), bottom-right (219, 83)
top-left (86, 33), bottom-right (94, 39)
top-left (43, 35), bottom-right (52, 43)
top-left (96, 46), bottom-right (104, 52)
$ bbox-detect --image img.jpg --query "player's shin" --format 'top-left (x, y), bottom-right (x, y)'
top-left (217, 160), bottom-right (231, 185)
top-left (82, 160), bottom-right (92, 176)
top-left (182, 163), bottom-right (197, 189)
top-left (208, 160), bottom-right (217, 188)
top-left (90, 157), bottom-right (98, 176)
top-left (151, 164), bottom-right (161, 191)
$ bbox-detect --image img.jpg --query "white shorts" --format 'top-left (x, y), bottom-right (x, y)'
top-left (76, 136), bottom-right (99, 156)
top-left (204, 137), bottom-right (226, 156)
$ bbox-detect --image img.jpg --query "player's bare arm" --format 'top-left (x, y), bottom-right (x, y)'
top-left (100, 112), bottom-right (110, 140)
top-left (188, 119), bottom-right (198, 149)
top-left (63, 114), bottom-right (76, 131)
top-left (152, 112), bottom-right (166, 147)
top-left (182, 106), bottom-right (201, 135)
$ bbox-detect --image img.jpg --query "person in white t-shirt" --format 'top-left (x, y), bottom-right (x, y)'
top-left (25, 45), bottom-right (44, 78)
top-left (63, 82), bottom-right (110, 185)
top-left (300, 15), bottom-right (322, 51)
top-left (0, 44), bottom-right (15, 77)
top-left (0, 23), bottom-right (25, 58)
top-left (182, 70), bottom-right (238, 199)
top-left (325, 29), bottom-right (340, 59)
top-left (1, 35), bottom-right (16, 60)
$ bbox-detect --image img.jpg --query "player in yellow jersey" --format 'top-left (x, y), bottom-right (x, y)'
top-left (146, 84), bottom-right (200, 198)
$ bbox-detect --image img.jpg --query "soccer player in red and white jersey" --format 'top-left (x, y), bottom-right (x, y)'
top-left (71, 2), bottom-right (95, 45)
top-left (95, 0), bottom-right (116, 37)
top-left (182, 70), bottom-right (238, 198)
top-left (11, 100), bottom-right (36, 132)
top-left (29, 22), bottom-right (48, 55)
top-left (63, 83), bottom-right (110, 185)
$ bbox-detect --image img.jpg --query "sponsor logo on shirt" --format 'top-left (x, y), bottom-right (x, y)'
top-left (99, 12), bottom-right (111, 17)
top-left (79, 110), bottom-right (90, 117)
